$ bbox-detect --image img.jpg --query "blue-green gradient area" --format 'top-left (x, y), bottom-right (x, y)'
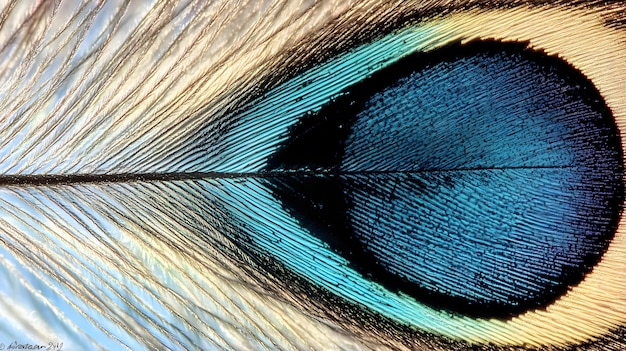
top-left (264, 41), bottom-right (624, 318)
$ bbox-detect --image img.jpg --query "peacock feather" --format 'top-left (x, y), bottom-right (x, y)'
top-left (0, 1), bottom-right (624, 350)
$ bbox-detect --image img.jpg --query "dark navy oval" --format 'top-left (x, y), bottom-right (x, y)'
top-left (265, 40), bottom-right (624, 318)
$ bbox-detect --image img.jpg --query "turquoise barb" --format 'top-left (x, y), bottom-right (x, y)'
top-left (210, 23), bottom-right (450, 173)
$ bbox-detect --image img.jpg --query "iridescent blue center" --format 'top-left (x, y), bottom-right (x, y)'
top-left (266, 41), bottom-right (624, 317)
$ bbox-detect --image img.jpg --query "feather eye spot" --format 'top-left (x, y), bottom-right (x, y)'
top-left (266, 40), bottom-right (624, 318)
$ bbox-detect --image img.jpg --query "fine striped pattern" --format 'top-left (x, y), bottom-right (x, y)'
top-left (0, 1), bottom-right (625, 350)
